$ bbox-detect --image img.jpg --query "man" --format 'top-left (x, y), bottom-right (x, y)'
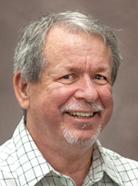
top-left (0, 11), bottom-right (138, 186)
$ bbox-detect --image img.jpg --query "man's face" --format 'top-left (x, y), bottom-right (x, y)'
top-left (26, 27), bottom-right (113, 147)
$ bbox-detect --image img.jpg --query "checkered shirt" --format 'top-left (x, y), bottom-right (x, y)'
top-left (0, 118), bottom-right (138, 186)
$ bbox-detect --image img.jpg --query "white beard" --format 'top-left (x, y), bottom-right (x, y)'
top-left (62, 124), bottom-right (102, 147)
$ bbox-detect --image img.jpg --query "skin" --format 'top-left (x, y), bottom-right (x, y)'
top-left (13, 26), bottom-right (113, 186)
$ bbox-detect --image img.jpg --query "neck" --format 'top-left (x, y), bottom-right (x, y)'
top-left (38, 138), bottom-right (93, 186)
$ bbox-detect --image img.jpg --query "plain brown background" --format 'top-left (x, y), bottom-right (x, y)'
top-left (0, 0), bottom-right (138, 160)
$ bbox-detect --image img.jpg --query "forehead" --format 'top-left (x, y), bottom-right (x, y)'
top-left (44, 26), bottom-right (112, 70)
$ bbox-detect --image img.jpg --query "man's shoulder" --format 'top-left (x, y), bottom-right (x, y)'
top-left (101, 146), bottom-right (138, 184)
top-left (103, 146), bottom-right (138, 167)
top-left (0, 139), bottom-right (17, 176)
top-left (0, 119), bottom-right (24, 171)
top-left (0, 138), bottom-right (15, 157)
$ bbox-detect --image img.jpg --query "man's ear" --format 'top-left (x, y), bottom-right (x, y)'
top-left (13, 72), bottom-right (30, 109)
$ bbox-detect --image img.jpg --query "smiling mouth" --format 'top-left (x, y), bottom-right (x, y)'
top-left (65, 111), bottom-right (98, 119)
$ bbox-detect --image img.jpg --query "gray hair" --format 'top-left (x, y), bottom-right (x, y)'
top-left (13, 11), bottom-right (122, 84)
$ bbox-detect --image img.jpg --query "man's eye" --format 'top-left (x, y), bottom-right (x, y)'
top-left (62, 74), bottom-right (74, 80)
top-left (58, 74), bottom-right (77, 84)
top-left (95, 74), bottom-right (106, 80)
top-left (94, 74), bottom-right (108, 84)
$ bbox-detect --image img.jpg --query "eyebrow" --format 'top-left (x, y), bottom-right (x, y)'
top-left (65, 63), bottom-right (110, 72)
top-left (49, 59), bottom-right (111, 76)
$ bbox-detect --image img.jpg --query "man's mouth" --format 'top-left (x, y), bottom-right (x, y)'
top-left (64, 111), bottom-right (98, 119)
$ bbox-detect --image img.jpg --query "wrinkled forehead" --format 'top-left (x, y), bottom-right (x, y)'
top-left (45, 24), bottom-right (107, 44)
top-left (42, 26), bottom-right (112, 75)
top-left (44, 26), bottom-right (110, 59)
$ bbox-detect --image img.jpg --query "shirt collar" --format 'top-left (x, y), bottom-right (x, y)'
top-left (95, 141), bottom-right (124, 186)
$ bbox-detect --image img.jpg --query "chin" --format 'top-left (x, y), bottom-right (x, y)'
top-left (62, 125), bottom-right (102, 147)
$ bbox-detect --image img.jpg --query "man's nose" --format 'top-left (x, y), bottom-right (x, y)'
top-left (74, 76), bottom-right (99, 102)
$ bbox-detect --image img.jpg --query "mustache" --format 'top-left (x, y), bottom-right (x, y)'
top-left (61, 101), bottom-right (104, 113)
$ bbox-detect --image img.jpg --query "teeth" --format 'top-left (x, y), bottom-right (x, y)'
top-left (68, 111), bottom-right (95, 118)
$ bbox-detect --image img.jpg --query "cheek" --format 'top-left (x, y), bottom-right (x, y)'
top-left (99, 86), bottom-right (113, 108)
top-left (45, 83), bottom-right (77, 106)
top-left (35, 85), bottom-right (76, 124)
top-left (98, 87), bottom-right (113, 130)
